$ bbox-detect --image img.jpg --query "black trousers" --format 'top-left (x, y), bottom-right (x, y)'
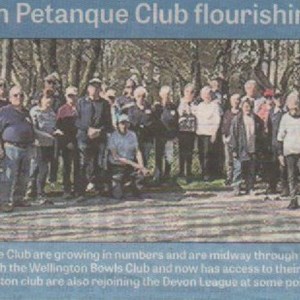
top-left (49, 137), bottom-right (59, 183)
top-left (110, 164), bottom-right (144, 199)
top-left (77, 140), bottom-right (106, 195)
top-left (197, 135), bottom-right (213, 178)
top-left (286, 154), bottom-right (300, 198)
top-left (61, 144), bottom-right (80, 194)
top-left (155, 137), bottom-right (171, 179)
top-left (36, 146), bottom-right (54, 195)
top-left (178, 132), bottom-right (195, 177)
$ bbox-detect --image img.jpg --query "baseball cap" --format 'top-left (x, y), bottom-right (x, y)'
top-left (65, 86), bottom-right (78, 96)
top-left (118, 114), bottom-right (130, 123)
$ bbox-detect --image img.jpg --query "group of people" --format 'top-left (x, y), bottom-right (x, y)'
top-left (0, 73), bottom-right (300, 212)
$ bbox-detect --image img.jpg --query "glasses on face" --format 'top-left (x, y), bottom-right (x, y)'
top-left (108, 96), bottom-right (115, 100)
top-left (67, 94), bottom-right (76, 98)
top-left (13, 93), bottom-right (24, 98)
top-left (47, 80), bottom-right (55, 85)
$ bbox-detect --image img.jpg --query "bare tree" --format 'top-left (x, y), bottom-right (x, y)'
top-left (1, 39), bottom-right (13, 83)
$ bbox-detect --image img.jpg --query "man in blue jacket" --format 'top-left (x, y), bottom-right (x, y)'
top-left (76, 78), bottom-right (112, 200)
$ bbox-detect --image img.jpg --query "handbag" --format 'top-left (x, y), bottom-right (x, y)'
top-left (178, 113), bottom-right (196, 132)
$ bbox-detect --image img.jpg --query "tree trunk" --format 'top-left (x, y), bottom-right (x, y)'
top-left (79, 40), bottom-right (104, 94)
top-left (1, 39), bottom-right (14, 83)
top-left (47, 39), bottom-right (58, 73)
top-left (253, 40), bottom-right (273, 89)
top-left (67, 40), bottom-right (83, 87)
top-left (190, 41), bottom-right (201, 96)
top-left (32, 39), bottom-right (47, 82)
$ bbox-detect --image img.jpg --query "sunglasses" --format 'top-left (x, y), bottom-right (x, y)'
top-left (67, 94), bottom-right (76, 97)
top-left (108, 96), bottom-right (115, 100)
top-left (46, 80), bottom-right (56, 85)
top-left (13, 93), bottom-right (24, 98)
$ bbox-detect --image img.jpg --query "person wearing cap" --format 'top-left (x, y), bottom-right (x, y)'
top-left (277, 92), bottom-right (300, 209)
top-left (108, 114), bottom-right (148, 199)
top-left (56, 86), bottom-right (80, 199)
top-left (42, 73), bottom-right (63, 111)
top-left (75, 77), bottom-right (112, 200)
top-left (44, 73), bottom-right (64, 186)
top-left (115, 78), bottom-right (137, 121)
top-left (28, 88), bottom-right (63, 204)
top-left (0, 79), bottom-right (8, 109)
top-left (152, 86), bottom-right (179, 184)
top-left (128, 86), bottom-right (154, 167)
top-left (0, 86), bottom-right (35, 212)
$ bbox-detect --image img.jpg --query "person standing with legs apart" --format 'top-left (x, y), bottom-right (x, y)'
top-left (76, 78), bottom-right (112, 201)
top-left (177, 83), bottom-right (196, 183)
top-left (128, 86), bottom-right (154, 168)
top-left (230, 99), bottom-right (264, 196)
top-left (56, 86), bottom-right (80, 199)
top-left (277, 92), bottom-right (300, 209)
top-left (193, 86), bottom-right (221, 181)
top-left (266, 92), bottom-right (288, 196)
top-left (0, 86), bottom-right (35, 212)
top-left (153, 86), bottom-right (178, 184)
top-left (29, 88), bottom-right (64, 204)
top-left (221, 93), bottom-right (241, 186)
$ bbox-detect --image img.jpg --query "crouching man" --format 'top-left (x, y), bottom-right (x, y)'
top-left (108, 114), bottom-right (149, 199)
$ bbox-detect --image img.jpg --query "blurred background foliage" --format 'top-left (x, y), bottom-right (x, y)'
top-left (1, 39), bottom-right (300, 104)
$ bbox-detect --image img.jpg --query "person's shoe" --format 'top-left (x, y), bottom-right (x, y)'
top-left (265, 187), bottom-right (277, 195)
top-left (37, 195), bottom-right (54, 206)
top-left (233, 188), bottom-right (241, 197)
top-left (246, 189), bottom-right (255, 196)
top-left (25, 190), bottom-right (37, 200)
top-left (1, 203), bottom-right (14, 213)
top-left (287, 197), bottom-right (299, 210)
top-left (185, 176), bottom-right (193, 184)
top-left (280, 188), bottom-right (289, 197)
top-left (14, 200), bottom-right (31, 207)
top-left (131, 186), bottom-right (141, 197)
top-left (203, 175), bottom-right (210, 182)
top-left (76, 195), bottom-right (87, 203)
top-left (63, 192), bottom-right (73, 200)
top-left (225, 179), bottom-right (232, 186)
top-left (86, 182), bottom-right (95, 192)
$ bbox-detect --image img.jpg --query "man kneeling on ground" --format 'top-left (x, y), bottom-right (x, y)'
top-left (108, 114), bottom-right (149, 199)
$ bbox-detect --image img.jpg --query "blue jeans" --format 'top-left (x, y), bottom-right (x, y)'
top-left (3, 144), bottom-right (32, 204)
top-left (232, 156), bottom-right (256, 192)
